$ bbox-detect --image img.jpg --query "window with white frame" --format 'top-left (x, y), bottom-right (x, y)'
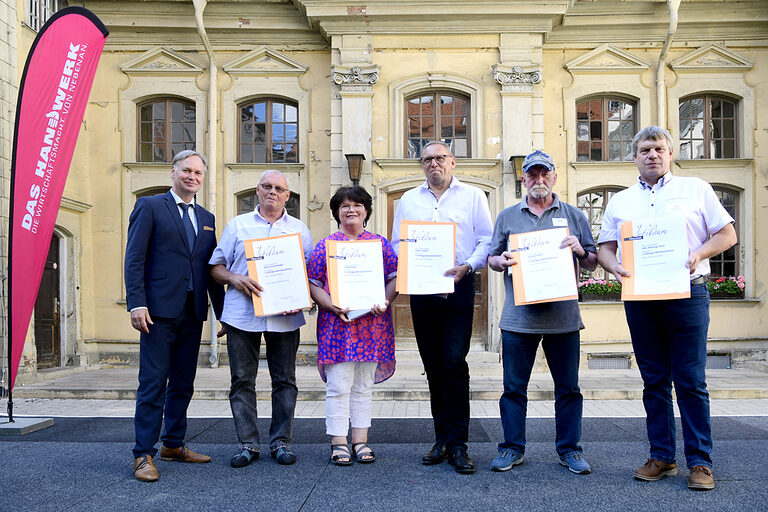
top-left (679, 95), bottom-right (738, 159)
top-left (577, 186), bottom-right (625, 280)
top-left (405, 92), bottom-right (470, 159)
top-left (26, 0), bottom-right (60, 32)
top-left (709, 185), bottom-right (739, 277)
top-left (137, 98), bottom-right (196, 163)
top-left (576, 96), bottom-right (636, 162)
top-left (238, 98), bottom-right (298, 164)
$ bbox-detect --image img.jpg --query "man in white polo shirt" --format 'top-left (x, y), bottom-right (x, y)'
top-left (597, 126), bottom-right (737, 491)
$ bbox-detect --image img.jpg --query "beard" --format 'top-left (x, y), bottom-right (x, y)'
top-left (528, 185), bottom-right (550, 199)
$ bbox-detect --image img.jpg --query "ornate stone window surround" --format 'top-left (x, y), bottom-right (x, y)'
top-left (388, 73), bottom-right (485, 160)
top-left (221, 48), bottom-right (310, 224)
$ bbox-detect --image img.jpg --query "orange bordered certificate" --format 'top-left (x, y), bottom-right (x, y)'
top-left (244, 233), bottom-right (311, 316)
top-left (326, 239), bottom-right (386, 311)
top-left (507, 227), bottom-right (577, 305)
top-left (619, 216), bottom-right (690, 301)
top-left (395, 220), bottom-right (455, 295)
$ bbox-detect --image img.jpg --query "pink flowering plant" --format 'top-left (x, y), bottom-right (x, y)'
top-left (578, 278), bottom-right (621, 295)
top-left (707, 275), bottom-right (745, 296)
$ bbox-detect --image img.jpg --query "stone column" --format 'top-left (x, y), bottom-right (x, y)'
top-left (493, 33), bottom-right (544, 207)
top-left (329, 35), bottom-right (379, 195)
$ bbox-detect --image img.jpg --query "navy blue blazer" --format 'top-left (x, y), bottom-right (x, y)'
top-left (125, 191), bottom-right (224, 322)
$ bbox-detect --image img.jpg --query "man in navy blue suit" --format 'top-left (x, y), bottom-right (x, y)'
top-left (125, 150), bottom-right (224, 482)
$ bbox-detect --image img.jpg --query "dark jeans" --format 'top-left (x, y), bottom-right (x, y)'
top-left (624, 283), bottom-right (712, 469)
top-left (225, 323), bottom-right (300, 453)
top-left (133, 293), bottom-right (203, 458)
top-left (499, 330), bottom-right (583, 456)
top-left (410, 274), bottom-right (474, 450)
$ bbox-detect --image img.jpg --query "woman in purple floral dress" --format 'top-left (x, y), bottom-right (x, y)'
top-left (307, 186), bottom-right (397, 465)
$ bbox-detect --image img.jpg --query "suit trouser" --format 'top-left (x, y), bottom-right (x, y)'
top-left (133, 292), bottom-right (203, 458)
top-left (624, 283), bottom-right (713, 469)
top-left (410, 274), bottom-right (474, 450)
top-left (225, 324), bottom-right (300, 453)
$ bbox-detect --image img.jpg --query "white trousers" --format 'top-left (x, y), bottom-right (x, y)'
top-left (325, 361), bottom-right (378, 436)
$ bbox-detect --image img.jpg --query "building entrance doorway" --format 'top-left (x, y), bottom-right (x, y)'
top-left (34, 234), bottom-right (61, 369)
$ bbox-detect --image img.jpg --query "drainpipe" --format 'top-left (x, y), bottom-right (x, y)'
top-left (192, 0), bottom-right (220, 367)
top-left (656, 0), bottom-right (681, 127)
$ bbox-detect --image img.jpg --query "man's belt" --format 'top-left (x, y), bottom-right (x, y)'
top-left (691, 275), bottom-right (708, 286)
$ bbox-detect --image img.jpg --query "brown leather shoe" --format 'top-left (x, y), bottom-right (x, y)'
top-left (133, 455), bottom-right (159, 482)
top-left (633, 458), bottom-right (678, 481)
top-left (159, 445), bottom-right (211, 463)
top-left (688, 465), bottom-right (715, 490)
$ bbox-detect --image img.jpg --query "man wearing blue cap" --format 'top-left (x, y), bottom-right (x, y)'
top-left (487, 150), bottom-right (597, 475)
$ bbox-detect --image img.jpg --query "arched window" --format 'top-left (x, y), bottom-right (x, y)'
top-left (237, 190), bottom-right (300, 219)
top-left (679, 95), bottom-right (738, 159)
top-left (238, 99), bottom-right (298, 163)
top-left (710, 186), bottom-right (739, 277)
top-left (577, 186), bottom-right (625, 280)
top-left (137, 99), bottom-right (196, 162)
top-left (576, 97), bottom-right (636, 161)
top-left (405, 92), bottom-right (470, 158)
top-left (135, 187), bottom-right (170, 202)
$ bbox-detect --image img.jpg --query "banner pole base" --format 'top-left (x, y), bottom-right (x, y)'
top-left (7, 391), bottom-right (13, 423)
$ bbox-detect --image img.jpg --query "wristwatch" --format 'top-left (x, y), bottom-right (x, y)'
top-left (462, 262), bottom-right (474, 275)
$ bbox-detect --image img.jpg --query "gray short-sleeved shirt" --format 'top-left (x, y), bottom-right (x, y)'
top-left (489, 194), bottom-right (596, 334)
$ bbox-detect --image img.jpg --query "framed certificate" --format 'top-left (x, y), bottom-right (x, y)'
top-left (620, 216), bottom-right (690, 301)
top-left (396, 220), bottom-right (456, 295)
top-left (507, 227), bottom-right (578, 305)
top-left (326, 239), bottom-right (386, 312)
top-left (244, 233), bottom-right (312, 316)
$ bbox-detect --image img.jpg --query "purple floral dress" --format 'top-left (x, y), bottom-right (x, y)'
top-left (307, 230), bottom-right (397, 383)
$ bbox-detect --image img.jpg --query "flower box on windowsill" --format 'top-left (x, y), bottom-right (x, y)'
top-left (707, 276), bottom-right (745, 300)
top-left (578, 279), bottom-right (622, 302)
top-left (579, 293), bottom-right (621, 302)
top-left (709, 290), bottom-right (745, 300)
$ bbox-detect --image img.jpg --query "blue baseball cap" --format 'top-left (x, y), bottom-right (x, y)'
top-left (522, 150), bottom-right (555, 172)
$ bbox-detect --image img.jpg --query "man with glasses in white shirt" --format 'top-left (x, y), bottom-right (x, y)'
top-left (209, 170), bottom-right (313, 468)
top-left (391, 141), bottom-right (493, 474)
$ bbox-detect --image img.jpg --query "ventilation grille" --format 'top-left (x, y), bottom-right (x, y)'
top-left (706, 354), bottom-right (731, 369)
top-left (587, 354), bottom-right (631, 370)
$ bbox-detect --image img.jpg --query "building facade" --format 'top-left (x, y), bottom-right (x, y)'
top-left (3, 0), bottom-right (767, 382)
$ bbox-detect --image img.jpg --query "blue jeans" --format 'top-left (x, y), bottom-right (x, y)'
top-left (499, 330), bottom-right (583, 456)
top-left (624, 283), bottom-right (712, 469)
top-left (225, 323), bottom-right (300, 453)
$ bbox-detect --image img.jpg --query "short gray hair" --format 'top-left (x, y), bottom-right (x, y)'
top-left (631, 126), bottom-right (674, 156)
top-left (422, 140), bottom-right (453, 156)
top-left (171, 150), bottom-right (207, 170)
top-left (259, 169), bottom-right (291, 190)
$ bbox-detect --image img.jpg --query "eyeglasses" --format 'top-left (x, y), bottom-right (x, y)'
top-left (259, 183), bottom-right (288, 194)
top-left (420, 154), bottom-right (450, 165)
top-left (339, 203), bottom-right (366, 212)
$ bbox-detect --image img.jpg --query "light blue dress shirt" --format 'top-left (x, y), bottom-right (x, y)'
top-left (209, 206), bottom-right (313, 333)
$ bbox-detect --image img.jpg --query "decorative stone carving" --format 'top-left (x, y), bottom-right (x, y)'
top-left (493, 65), bottom-right (541, 85)
top-left (332, 65), bottom-right (379, 86)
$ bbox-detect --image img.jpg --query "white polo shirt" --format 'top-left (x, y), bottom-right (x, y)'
top-left (599, 172), bottom-right (734, 278)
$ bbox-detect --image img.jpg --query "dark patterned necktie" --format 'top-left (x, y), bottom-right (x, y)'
top-left (178, 202), bottom-right (197, 252)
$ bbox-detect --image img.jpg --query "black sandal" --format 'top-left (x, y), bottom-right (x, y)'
top-left (330, 444), bottom-right (353, 466)
top-left (352, 442), bottom-right (376, 464)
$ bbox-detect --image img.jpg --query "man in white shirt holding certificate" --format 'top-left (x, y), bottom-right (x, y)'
top-left (391, 141), bottom-right (493, 474)
top-left (209, 170), bottom-right (313, 468)
top-left (487, 150), bottom-right (597, 475)
top-left (598, 126), bottom-right (737, 491)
